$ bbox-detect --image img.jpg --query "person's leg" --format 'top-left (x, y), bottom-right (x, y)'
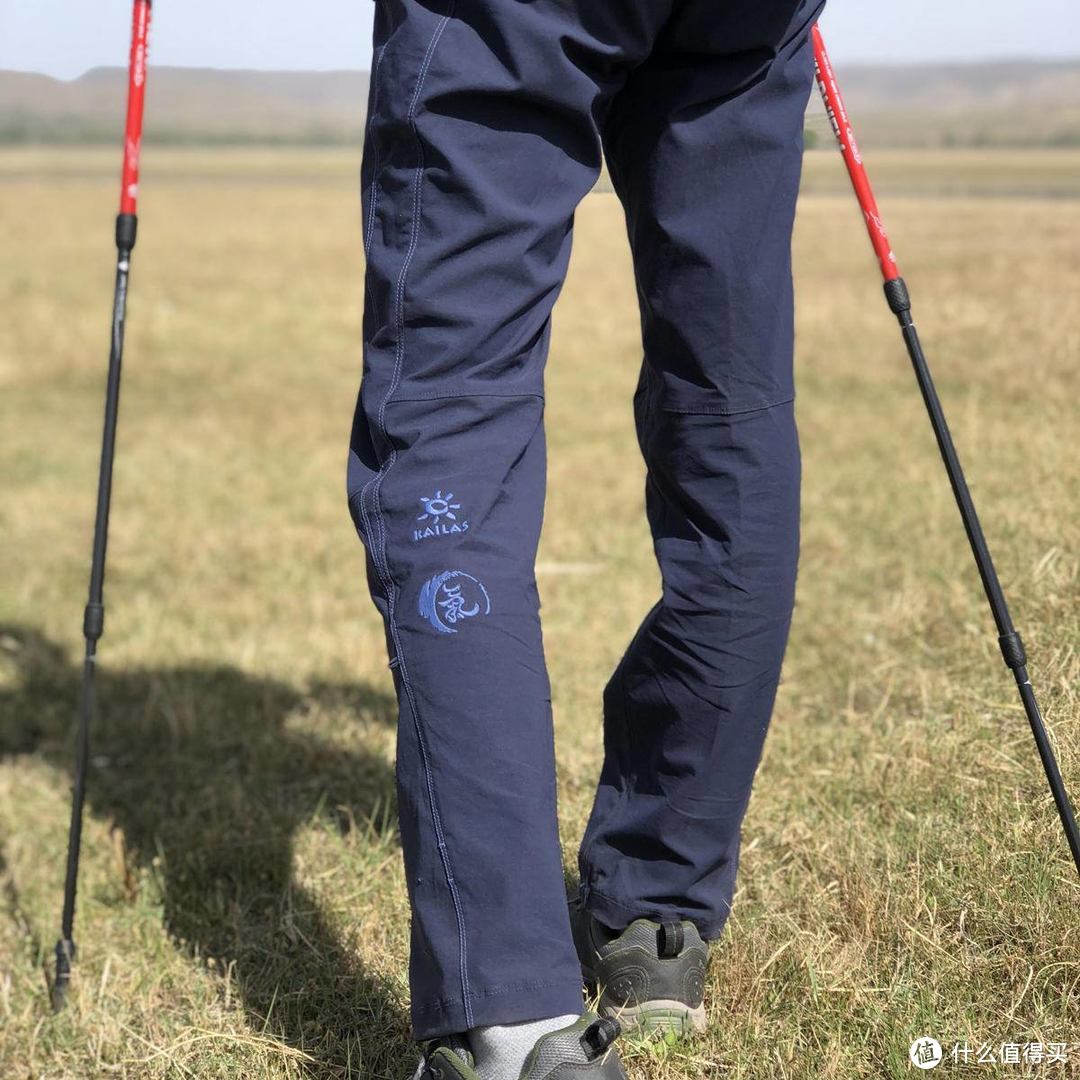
top-left (579, 0), bottom-right (825, 940)
top-left (349, 0), bottom-right (664, 1043)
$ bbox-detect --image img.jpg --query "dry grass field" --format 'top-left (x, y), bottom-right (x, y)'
top-left (1, 146), bottom-right (1078, 1079)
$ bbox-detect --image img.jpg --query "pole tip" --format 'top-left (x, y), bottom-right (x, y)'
top-left (51, 939), bottom-right (75, 1012)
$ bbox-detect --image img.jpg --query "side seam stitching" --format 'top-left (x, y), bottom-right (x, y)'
top-left (357, 0), bottom-right (473, 1027)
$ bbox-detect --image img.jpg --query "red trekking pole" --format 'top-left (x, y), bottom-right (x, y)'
top-left (811, 25), bottom-right (1080, 879)
top-left (53, 0), bottom-right (153, 1010)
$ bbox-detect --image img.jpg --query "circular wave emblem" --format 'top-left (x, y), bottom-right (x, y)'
top-left (418, 570), bottom-right (491, 634)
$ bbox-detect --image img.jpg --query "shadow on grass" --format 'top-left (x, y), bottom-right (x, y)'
top-left (0, 623), bottom-right (413, 1080)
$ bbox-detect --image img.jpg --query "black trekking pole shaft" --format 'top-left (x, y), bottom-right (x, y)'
top-left (812, 26), bottom-right (1080, 878)
top-left (55, 227), bottom-right (135, 998)
top-left (53, 0), bottom-right (152, 1010)
top-left (893, 293), bottom-right (1080, 876)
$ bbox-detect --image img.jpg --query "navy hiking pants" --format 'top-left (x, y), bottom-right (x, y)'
top-left (348, 0), bottom-right (823, 1039)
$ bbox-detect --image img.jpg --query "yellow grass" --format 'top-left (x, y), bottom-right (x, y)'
top-left (1, 147), bottom-right (1078, 1078)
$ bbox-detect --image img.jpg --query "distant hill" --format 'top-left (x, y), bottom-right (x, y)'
top-left (3, 59), bottom-right (1080, 148)
top-left (0, 68), bottom-right (371, 145)
top-left (804, 59), bottom-right (1080, 148)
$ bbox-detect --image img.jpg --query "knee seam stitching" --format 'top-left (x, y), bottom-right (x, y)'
top-left (658, 393), bottom-right (795, 417)
top-left (384, 389), bottom-right (545, 404)
top-left (358, 1), bottom-right (474, 1028)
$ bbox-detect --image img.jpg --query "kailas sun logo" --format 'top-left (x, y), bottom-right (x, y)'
top-left (413, 490), bottom-right (469, 542)
top-left (418, 570), bottom-right (491, 634)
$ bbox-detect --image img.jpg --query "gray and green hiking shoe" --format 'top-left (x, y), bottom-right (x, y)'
top-left (571, 899), bottom-right (710, 1035)
top-left (414, 1034), bottom-right (475, 1080)
top-left (414, 1014), bottom-right (626, 1079)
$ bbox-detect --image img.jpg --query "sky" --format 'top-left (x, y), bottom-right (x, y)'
top-left (1, 0), bottom-right (1078, 80)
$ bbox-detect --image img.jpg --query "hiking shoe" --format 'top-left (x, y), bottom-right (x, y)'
top-left (414, 1014), bottom-right (627, 1079)
top-left (414, 1034), bottom-right (476, 1080)
top-left (570, 899), bottom-right (710, 1035)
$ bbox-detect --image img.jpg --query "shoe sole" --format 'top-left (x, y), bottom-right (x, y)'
top-left (600, 999), bottom-right (707, 1037)
top-left (582, 964), bottom-right (707, 1037)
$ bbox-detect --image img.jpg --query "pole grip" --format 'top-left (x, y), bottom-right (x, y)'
top-left (119, 0), bottom-right (152, 216)
top-left (811, 24), bottom-right (901, 284)
top-left (999, 631), bottom-right (1027, 670)
top-left (884, 278), bottom-right (911, 315)
top-left (116, 213), bottom-right (138, 252)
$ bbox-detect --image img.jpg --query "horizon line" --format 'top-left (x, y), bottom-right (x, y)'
top-left (3, 53), bottom-right (1080, 84)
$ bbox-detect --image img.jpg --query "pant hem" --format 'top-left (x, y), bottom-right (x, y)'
top-left (579, 882), bottom-right (729, 942)
top-left (411, 977), bottom-right (584, 1041)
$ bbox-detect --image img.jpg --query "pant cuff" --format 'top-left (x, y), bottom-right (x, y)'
top-left (579, 882), bottom-right (729, 942)
top-left (411, 977), bottom-right (585, 1041)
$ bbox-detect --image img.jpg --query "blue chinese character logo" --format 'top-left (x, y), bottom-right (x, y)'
top-left (418, 570), bottom-right (491, 634)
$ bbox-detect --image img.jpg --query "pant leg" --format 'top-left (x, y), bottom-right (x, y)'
top-left (348, 0), bottom-right (665, 1040)
top-left (578, 0), bottom-right (824, 939)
